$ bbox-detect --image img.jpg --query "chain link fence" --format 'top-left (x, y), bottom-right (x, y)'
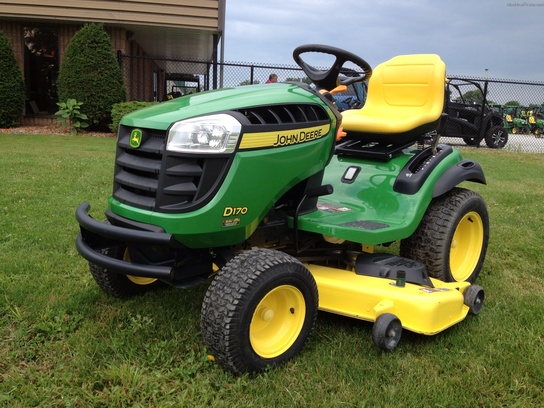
top-left (119, 54), bottom-right (544, 153)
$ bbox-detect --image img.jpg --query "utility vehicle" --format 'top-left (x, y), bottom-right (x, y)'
top-left (439, 78), bottom-right (507, 148)
top-left (76, 45), bottom-right (489, 375)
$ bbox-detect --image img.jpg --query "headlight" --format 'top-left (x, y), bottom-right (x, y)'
top-left (166, 114), bottom-right (242, 153)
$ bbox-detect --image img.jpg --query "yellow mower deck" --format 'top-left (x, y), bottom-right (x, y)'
top-left (305, 263), bottom-right (471, 335)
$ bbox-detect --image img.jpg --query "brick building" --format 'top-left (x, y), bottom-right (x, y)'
top-left (0, 0), bottom-right (225, 122)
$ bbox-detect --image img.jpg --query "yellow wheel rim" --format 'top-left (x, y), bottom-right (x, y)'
top-left (122, 249), bottom-right (158, 286)
top-left (249, 285), bottom-right (306, 359)
top-left (127, 275), bottom-right (158, 285)
top-left (449, 211), bottom-right (484, 281)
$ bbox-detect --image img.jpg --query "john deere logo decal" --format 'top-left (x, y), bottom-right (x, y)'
top-left (130, 129), bottom-right (142, 148)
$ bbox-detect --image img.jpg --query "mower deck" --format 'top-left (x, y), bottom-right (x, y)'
top-left (305, 263), bottom-right (471, 335)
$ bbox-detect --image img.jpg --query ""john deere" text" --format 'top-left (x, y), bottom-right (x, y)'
top-left (273, 128), bottom-right (323, 146)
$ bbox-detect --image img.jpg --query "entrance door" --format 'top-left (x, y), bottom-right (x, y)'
top-left (24, 26), bottom-right (59, 115)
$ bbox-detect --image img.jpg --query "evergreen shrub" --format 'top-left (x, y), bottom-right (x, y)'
top-left (57, 23), bottom-right (126, 131)
top-left (0, 30), bottom-right (25, 128)
top-left (109, 101), bottom-right (159, 132)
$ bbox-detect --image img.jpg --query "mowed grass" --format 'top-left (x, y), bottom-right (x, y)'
top-left (1, 134), bottom-right (543, 407)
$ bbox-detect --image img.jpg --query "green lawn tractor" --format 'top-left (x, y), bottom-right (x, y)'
top-left (527, 107), bottom-right (544, 137)
top-left (502, 110), bottom-right (515, 134)
top-left (76, 45), bottom-right (489, 375)
top-left (503, 106), bottom-right (531, 135)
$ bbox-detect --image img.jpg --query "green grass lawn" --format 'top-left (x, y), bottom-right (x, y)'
top-left (1, 133), bottom-right (543, 407)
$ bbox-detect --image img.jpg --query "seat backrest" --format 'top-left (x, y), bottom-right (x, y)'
top-left (341, 54), bottom-right (446, 138)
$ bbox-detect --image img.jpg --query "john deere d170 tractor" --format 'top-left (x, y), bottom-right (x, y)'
top-left (76, 45), bottom-right (489, 375)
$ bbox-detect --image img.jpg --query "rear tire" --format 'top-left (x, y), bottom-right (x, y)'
top-left (400, 188), bottom-right (489, 283)
top-left (200, 248), bottom-right (318, 375)
top-left (485, 125), bottom-right (508, 148)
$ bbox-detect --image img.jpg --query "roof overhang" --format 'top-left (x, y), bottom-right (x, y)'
top-left (124, 24), bottom-right (217, 61)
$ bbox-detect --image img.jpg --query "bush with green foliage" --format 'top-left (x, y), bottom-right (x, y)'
top-left (109, 101), bottom-right (159, 132)
top-left (0, 30), bottom-right (25, 128)
top-left (56, 98), bottom-right (89, 135)
top-left (57, 23), bottom-right (126, 131)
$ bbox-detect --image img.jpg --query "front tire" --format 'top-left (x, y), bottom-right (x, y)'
top-left (485, 125), bottom-right (508, 148)
top-left (89, 245), bottom-right (162, 299)
top-left (200, 248), bottom-right (318, 375)
top-left (400, 188), bottom-right (489, 283)
top-left (462, 136), bottom-right (480, 146)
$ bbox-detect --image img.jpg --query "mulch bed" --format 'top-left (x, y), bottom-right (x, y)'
top-left (0, 124), bottom-right (115, 137)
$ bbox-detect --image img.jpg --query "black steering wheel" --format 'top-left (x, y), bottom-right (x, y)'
top-left (293, 44), bottom-right (372, 91)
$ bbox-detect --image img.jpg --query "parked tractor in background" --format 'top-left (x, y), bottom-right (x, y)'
top-left (503, 106), bottom-right (531, 135)
top-left (527, 107), bottom-right (544, 137)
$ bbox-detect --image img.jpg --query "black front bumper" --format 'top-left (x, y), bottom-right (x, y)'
top-left (75, 202), bottom-right (179, 280)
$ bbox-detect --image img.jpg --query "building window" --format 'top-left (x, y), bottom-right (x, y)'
top-left (24, 26), bottom-right (59, 115)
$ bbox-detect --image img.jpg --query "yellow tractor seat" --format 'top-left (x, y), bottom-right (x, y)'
top-left (340, 54), bottom-right (446, 145)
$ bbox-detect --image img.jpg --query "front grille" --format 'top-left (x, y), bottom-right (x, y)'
top-left (235, 104), bottom-right (329, 125)
top-left (112, 126), bottom-right (230, 213)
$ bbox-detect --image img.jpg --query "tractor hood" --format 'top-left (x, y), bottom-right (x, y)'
top-left (108, 82), bottom-right (340, 247)
top-left (121, 83), bottom-right (333, 130)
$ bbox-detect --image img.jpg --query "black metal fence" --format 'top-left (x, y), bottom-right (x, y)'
top-left (119, 54), bottom-right (544, 153)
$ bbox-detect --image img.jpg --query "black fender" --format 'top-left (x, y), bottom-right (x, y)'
top-left (432, 159), bottom-right (486, 198)
top-left (394, 144), bottom-right (453, 195)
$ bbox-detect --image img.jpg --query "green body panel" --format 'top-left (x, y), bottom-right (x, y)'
top-left (111, 144), bottom-right (463, 248)
top-left (297, 147), bottom-right (464, 245)
top-left (121, 83), bottom-right (326, 129)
